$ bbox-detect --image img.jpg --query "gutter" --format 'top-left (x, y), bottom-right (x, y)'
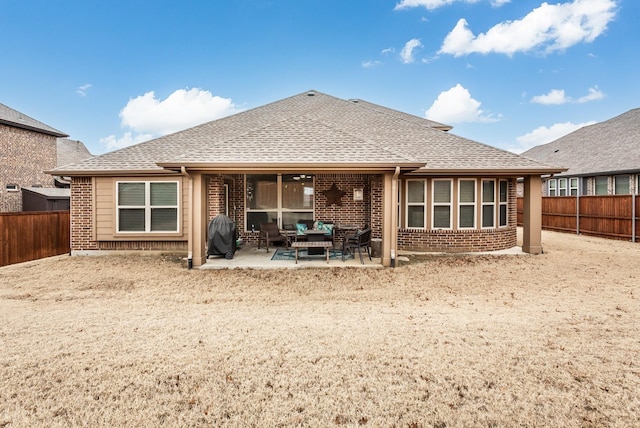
top-left (181, 166), bottom-right (194, 269)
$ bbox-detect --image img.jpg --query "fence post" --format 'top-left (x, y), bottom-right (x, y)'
top-left (576, 192), bottom-right (580, 235)
top-left (633, 193), bottom-right (637, 243)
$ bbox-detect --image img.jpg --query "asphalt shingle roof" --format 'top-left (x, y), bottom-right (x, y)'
top-left (521, 108), bottom-right (640, 177)
top-left (0, 103), bottom-right (68, 137)
top-left (53, 90), bottom-right (560, 175)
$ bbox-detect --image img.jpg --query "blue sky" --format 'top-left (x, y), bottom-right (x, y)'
top-left (2, 0), bottom-right (637, 156)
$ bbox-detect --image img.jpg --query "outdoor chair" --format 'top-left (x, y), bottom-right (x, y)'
top-left (258, 222), bottom-right (289, 252)
top-left (342, 228), bottom-right (372, 264)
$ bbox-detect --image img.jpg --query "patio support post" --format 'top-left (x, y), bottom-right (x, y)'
top-left (381, 169), bottom-right (399, 267)
top-left (522, 175), bottom-right (543, 254)
top-left (191, 172), bottom-right (208, 266)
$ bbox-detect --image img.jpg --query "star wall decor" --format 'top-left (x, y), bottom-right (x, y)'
top-left (322, 183), bottom-right (346, 206)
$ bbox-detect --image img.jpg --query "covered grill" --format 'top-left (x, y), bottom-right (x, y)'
top-left (207, 214), bottom-right (237, 259)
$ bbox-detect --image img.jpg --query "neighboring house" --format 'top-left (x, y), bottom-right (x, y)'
top-left (22, 138), bottom-right (94, 211)
top-left (521, 108), bottom-right (640, 197)
top-left (0, 102), bottom-right (68, 212)
top-left (50, 90), bottom-right (561, 267)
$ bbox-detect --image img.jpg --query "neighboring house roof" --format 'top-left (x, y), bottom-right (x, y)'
top-left (0, 103), bottom-right (68, 137)
top-left (23, 187), bottom-right (70, 198)
top-left (51, 90), bottom-right (560, 176)
top-left (57, 138), bottom-right (93, 167)
top-left (521, 108), bottom-right (640, 177)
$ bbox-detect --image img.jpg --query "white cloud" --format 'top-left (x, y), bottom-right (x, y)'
top-left (512, 120), bottom-right (596, 152)
top-left (76, 84), bottom-right (92, 97)
top-left (439, 0), bottom-right (617, 56)
top-left (531, 86), bottom-right (605, 105)
top-left (100, 132), bottom-right (154, 151)
top-left (395, 0), bottom-right (510, 10)
top-left (101, 88), bottom-right (239, 151)
top-left (576, 86), bottom-right (605, 103)
top-left (531, 89), bottom-right (570, 105)
top-left (400, 38), bottom-right (423, 64)
top-left (381, 47), bottom-right (395, 55)
top-left (425, 83), bottom-right (498, 123)
top-left (362, 60), bottom-right (382, 68)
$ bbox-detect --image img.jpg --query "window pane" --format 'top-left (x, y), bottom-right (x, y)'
top-left (407, 206), bottom-right (425, 228)
top-left (499, 205), bottom-right (507, 227)
top-left (151, 208), bottom-right (177, 231)
top-left (615, 175), bottom-right (629, 195)
top-left (499, 181), bottom-right (508, 202)
top-left (247, 211), bottom-right (278, 231)
top-left (282, 175), bottom-right (314, 209)
top-left (247, 175), bottom-right (277, 209)
top-left (119, 208), bottom-right (145, 231)
top-left (433, 206), bottom-right (450, 228)
top-left (433, 181), bottom-right (451, 203)
top-left (118, 183), bottom-right (145, 206)
top-left (482, 205), bottom-right (494, 228)
top-left (482, 180), bottom-right (495, 203)
top-left (459, 180), bottom-right (475, 203)
top-left (150, 182), bottom-right (177, 206)
top-left (407, 181), bottom-right (425, 203)
top-left (459, 205), bottom-right (474, 228)
top-left (595, 177), bottom-right (608, 195)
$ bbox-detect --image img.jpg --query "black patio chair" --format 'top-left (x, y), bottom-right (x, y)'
top-left (258, 222), bottom-right (289, 252)
top-left (342, 228), bottom-right (372, 264)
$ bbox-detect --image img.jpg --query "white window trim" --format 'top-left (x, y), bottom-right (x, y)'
top-left (548, 179), bottom-right (557, 197)
top-left (457, 179), bottom-right (476, 229)
top-left (569, 178), bottom-right (579, 196)
top-left (116, 181), bottom-right (180, 233)
top-left (405, 179), bottom-right (427, 229)
top-left (481, 179), bottom-right (496, 229)
top-left (558, 178), bottom-right (567, 196)
top-left (432, 179), bottom-right (452, 229)
top-left (499, 179), bottom-right (508, 228)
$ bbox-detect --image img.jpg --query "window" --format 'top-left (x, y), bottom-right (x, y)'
top-left (246, 174), bottom-right (314, 231)
top-left (481, 180), bottom-right (495, 228)
top-left (432, 179), bottom-right (452, 229)
top-left (569, 178), bottom-right (579, 196)
top-left (548, 179), bottom-right (557, 196)
top-left (458, 179), bottom-right (476, 228)
top-left (595, 176), bottom-right (608, 195)
top-left (117, 181), bottom-right (179, 233)
top-left (406, 180), bottom-right (426, 228)
top-left (499, 180), bottom-right (508, 227)
top-left (614, 175), bottom-right (629, 195)
top-left (558, 178), bottom-right (567, 196)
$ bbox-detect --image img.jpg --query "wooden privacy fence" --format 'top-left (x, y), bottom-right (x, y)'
top-left (517, 195), bottom-right (639, 242)
top-left (0, 211), bottom-right (70, 267)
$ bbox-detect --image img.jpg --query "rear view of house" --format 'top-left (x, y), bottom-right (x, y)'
top-left (51, 90), bottom-right (561, 267)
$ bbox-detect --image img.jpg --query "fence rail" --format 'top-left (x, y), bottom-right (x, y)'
top-left (0, 211), bottom-right (70, 267)
top-left (517, 195), bottom-right (639, 242)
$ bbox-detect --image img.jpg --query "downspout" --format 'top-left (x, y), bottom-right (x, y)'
top-left (391, 167), bottom-right (400, 268)
top-left (181, 166), bottom-right (194, 269)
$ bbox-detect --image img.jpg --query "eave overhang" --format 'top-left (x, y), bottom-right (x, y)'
top-left (403, 167), bottom-right (568, 177)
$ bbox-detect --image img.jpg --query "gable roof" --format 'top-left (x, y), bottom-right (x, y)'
top-left (57, 138), bottom-right (93, 168)
top-left (0, 103), bottom-right (68, 137)
top-left (51, 90), bottom-right (560, 176)
top-left (521, 108), bottom-right (640, 177)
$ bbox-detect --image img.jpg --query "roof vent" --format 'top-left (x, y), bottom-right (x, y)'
top-left (307, 90), bottom-right (316, 96)
top-left (554, 149), bottom-right (560, 153)
top-left (350, 99), bottom-right (359, 104)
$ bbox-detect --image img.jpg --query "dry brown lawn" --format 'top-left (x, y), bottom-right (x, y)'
top-left (1, 230), bottom-right (639, 427)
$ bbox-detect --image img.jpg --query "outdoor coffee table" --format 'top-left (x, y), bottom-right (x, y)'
top-left (291, 241), bottom-right (333, 264)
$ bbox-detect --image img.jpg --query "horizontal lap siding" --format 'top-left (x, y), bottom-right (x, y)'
top-left (71, 176), bottom-right (188, 253)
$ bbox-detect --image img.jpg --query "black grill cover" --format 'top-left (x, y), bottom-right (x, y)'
top-left (207, 215), bottom-right (236, 259)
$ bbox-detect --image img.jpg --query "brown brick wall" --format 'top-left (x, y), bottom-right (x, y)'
top-left (0, 124), bottom-right (57, 212)
top-left (398, 226), bottom-right (517, 252)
